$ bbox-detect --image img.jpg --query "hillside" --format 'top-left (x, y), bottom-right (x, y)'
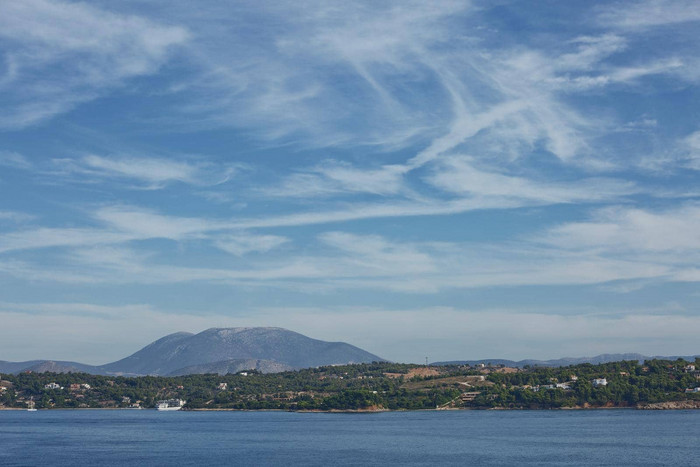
top-left (2, 359), bottom-right (699, 411)
top-left (167, 359), bottom-right (294, 376)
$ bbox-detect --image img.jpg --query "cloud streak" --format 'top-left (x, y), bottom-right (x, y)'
top-left (0, 0), bottom-right (188, 128)
top-left (50, 154), bottom-right (239, 189)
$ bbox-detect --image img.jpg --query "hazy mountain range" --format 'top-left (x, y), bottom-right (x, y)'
top-left (431, 353), bottom-right (700, 368)
top-left (0, 327), bottom-right (384, 376)
top-left (2, 328), bottom-right (696, 376)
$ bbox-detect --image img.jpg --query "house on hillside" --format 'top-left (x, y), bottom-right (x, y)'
top-left (592, 378), bottom-right (608, 387)
top-left (460, 392), bottom-right (481, 402)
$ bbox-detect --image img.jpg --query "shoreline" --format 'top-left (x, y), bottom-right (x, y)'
top-left (3, 405), bottom-right (698, 412)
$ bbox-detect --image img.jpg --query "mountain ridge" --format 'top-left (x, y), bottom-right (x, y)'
top-left (431, 353), bottom-right (700, 368)
top-left (2, 329), bottom-right (697, 375)
top-left (0, 327), bottom-right (384, 376)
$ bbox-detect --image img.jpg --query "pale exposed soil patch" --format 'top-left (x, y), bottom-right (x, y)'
top-left (401, 375), bottom-right (494, 391)
top-left (405, 367), bottom-right (440, 378)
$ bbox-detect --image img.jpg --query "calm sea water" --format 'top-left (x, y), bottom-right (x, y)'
top-left (0, 409), bottom-right (698, 466)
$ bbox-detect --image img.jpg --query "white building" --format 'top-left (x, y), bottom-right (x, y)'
top-left (592, 378), bottom-right (608, 387)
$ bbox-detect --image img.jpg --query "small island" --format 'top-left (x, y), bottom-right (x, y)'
top-left (2, 358), bottom-right (699, 411)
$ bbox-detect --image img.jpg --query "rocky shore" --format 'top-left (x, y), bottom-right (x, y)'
top-left (636, 400), bottom-right (700, 410)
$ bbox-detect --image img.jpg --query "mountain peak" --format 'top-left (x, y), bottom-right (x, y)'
top-left (100, 326), bottom-right (384, 375)
top-left (201, 327), bottom-right (287, 335)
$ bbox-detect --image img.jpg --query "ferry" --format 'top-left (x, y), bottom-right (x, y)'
top-left (156, 399), bottom-right (186, 411)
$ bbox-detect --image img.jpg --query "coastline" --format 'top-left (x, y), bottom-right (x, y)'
top-left (3, 403), bottom-right (699, 412)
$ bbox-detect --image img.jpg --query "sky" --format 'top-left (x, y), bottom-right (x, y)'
top-left (1, 0), bottom-right (699, 365)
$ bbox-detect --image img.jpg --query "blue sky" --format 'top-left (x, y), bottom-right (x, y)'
top-left (1, 0), bottom-right (699, 364)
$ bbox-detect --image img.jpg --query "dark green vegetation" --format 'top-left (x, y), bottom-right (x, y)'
top-left (2, 359), bottom-right (699, 411)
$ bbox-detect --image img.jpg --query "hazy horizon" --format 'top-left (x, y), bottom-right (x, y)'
top-left (1, 1), bottom-right (699, 364)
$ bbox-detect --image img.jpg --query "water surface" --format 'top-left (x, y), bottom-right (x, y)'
top-left (1, 409), bottom-right (698, 466)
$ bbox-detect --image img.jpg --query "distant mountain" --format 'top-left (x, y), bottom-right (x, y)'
top-left (23, 360), bottom-right (105, 374)
top-left (4, 334), bottom-right (696, 376)
top-left (432, 353), bottom-right (700, 368)
top-left (102, 327), bottom-right (384, 376)
top-left (0, 360), bottom-right (105, 375)
top-left (1, 327), bottom-right (384, 376)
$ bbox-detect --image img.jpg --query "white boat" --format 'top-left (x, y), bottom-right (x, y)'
top-left (156, 399), bottom-right (186, 411)
top-left (27, 408), bottom-right (37, 412)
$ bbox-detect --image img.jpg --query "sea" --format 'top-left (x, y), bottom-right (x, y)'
top-left (0, 409), bottom-right (698, 466)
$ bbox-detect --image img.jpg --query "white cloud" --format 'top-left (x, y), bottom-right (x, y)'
top-left (0, 225), bottom-right (679, 292)
top-left (319, 231), bottom-right (436, 276)
top-left (683, 130), bottom-right (700, 169)
top-left (0, 0), bottom-right (189, 128)
top-left (0, 206), bottom-right (222, 253)
top-left (541, 204), bottom-right (700, 254)
top-left (0, 151), bottom-right (33, 169)
top-left (51, 154), bottom-right (238, 189)
top-left (215, 234), bottom-right (289, 256)
top-left (0, 211), bottom-right (35, 224)
top-left (557, 35), bottom-right (628, 71)
top-left (265, 161), bottom-right (408, 198)
top-left (0, 227), bottom-right (132, 254)
top-left (148, 1), bottom-right (472, 149)
top-left (598, 0), bottom-right (700, 29)
top-left (93, 205), bottom-right (217, 240)
top-left (426, 155), bottom-right (636, 202)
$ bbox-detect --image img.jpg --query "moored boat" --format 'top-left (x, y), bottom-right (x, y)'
top-left (156, 399), bottom-right (186, 411)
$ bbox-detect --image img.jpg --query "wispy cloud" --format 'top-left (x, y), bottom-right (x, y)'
top-left (540, 203), bottom-right (700, 254)
top-left (597, 0), bottom-right (700, 29)
top-left (214, 234), bottom-right (289, 257)
top-left (0, 211), bottom-right (35, 224)
top-left (169, 1), bottom-right (469, 148)
top-left (0, 223), bottom-right (682, 293)
top-left (0, 151), bottom-right (33, 169)
top-left (426, 155), bottom-right (637, 202)
top-left (264, 161), bottom-right (408, 198)
top-left (0, 0), bottom-right (189, 128)
top-left (50, 154), bottom-right (239, 189)
top-left (0, 227), bottom-right (132, 254)
top-left (682, 129), bottom-right (700, 170)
